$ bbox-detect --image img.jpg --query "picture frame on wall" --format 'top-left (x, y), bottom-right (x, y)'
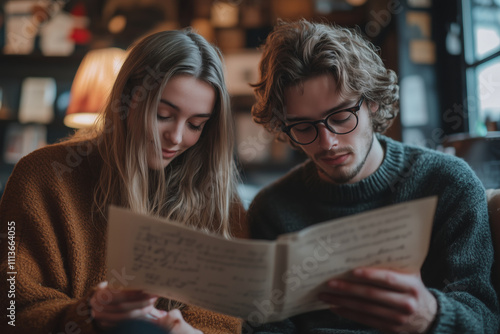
top-left (18, 77), bottom-right (56, 124)
top-left (3, 123), bottom-right (47, 164)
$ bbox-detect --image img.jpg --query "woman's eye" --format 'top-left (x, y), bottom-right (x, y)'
top-left (188, 123), bottom-right (203, 131)
top-left (157, 114), bottom-right (171, 121)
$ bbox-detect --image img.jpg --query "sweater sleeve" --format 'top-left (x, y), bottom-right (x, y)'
top-left (181, 305), bottom-right (243, 334)
top-left (0, 151), bottom-right (101, 334)
top-left (422, 162), bottom-right (499, 333)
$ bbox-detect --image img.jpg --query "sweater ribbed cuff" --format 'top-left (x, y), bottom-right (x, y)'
top-left (427, 288), bottom-right (455, 333)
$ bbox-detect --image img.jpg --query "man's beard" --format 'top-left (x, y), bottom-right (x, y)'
top-left (316, 135), bottom-right (374, 184)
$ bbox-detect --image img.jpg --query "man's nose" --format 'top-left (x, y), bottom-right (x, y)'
top-left (317, 124), bottom-right (338, 150)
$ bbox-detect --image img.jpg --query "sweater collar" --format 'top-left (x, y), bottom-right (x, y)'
top-left (302, 135), bottom-right (405, 204)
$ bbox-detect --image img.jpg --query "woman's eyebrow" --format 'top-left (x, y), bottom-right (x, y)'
top-left (159, 99), bottom-right (211, 118)
top-left (160, 99), bottom-right (180, 111)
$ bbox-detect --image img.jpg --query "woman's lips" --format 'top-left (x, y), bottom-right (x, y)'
top-left (162, 149), bottom-right (177, 159)
top-left (320, 153), bottom-right (350, 165)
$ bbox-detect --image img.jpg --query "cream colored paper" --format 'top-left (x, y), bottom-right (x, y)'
top-left (107, 196), bottom-right (437, 323)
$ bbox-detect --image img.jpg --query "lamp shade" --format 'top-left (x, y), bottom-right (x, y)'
top-left (64, 47), bottom-right (126, 128)
top-left (346, 0), bottom-right (367, 6)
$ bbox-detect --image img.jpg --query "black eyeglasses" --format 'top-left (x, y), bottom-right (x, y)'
top-left (282, 96), bottom-right (364, 145)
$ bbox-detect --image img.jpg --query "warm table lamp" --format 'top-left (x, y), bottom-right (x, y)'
top-left (64, 47), bottom-right (126, 128)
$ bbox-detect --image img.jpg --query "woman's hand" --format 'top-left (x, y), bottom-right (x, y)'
top-left (89, 281), bottom-right (159, 330)
top-left (155, 309), bottom-right (203, 334)
top-left (319, 268), bottom-right (437, 334)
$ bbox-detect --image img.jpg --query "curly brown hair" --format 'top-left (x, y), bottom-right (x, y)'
top-left (251, 19), bottom-right (399, 141)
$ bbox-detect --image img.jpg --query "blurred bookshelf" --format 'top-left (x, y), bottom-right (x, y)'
top-left (0, 0), bottom-right (398, 201)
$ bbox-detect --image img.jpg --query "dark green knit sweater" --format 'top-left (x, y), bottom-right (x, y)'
top-left (247, 135), bottom-right (499, 333)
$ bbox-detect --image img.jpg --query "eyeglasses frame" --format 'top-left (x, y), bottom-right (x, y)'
top-left (281, 96), bottom-right (365, 145)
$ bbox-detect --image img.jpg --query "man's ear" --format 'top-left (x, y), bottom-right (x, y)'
top-left (368, 100), bottom-right (379, 114)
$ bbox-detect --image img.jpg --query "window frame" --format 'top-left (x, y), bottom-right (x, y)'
top-left (461, 0), bottom-right (500, 135)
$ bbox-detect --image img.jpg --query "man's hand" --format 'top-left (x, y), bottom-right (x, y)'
top-left (319, 268), bottom-right (437, 334)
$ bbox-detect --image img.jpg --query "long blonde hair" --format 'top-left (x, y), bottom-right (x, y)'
top-left (71, 29), bottom-right (239, 238)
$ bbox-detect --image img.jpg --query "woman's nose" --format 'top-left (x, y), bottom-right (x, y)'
top-left (165, 123), bottom-right (182, 145)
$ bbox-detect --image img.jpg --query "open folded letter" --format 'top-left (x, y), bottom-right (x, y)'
top-left (107, 196), bottom-right (437, 323)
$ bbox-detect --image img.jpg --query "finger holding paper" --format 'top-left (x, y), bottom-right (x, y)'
top-left (156, 309), bottom-right (203, 334)
top-left (89, 281), bottom-right (160, 330)
top-left (319, 267), bottom-right (437, 334)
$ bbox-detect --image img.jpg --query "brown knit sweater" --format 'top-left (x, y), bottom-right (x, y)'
top-left (0, 142), bottom-right (248, 334)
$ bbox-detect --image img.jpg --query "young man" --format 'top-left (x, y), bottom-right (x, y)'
top-left (247, 20), bottom-right (499, 333)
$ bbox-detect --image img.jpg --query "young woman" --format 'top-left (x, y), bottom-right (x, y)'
top-left (0, 29), bottom-right (246, 333)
